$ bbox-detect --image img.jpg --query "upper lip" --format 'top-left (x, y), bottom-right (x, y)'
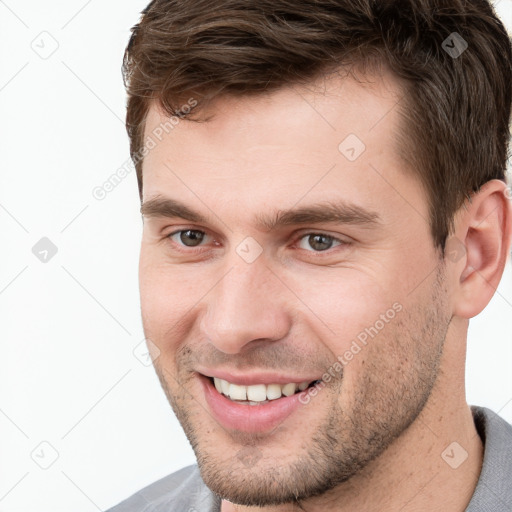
top-left (197, 368), bottom-right (321, 386)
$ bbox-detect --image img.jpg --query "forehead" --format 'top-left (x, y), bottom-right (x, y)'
top-left (144, 65), bottom-right (405, 152)
top-left (140, 67), bottom-right (424, 227)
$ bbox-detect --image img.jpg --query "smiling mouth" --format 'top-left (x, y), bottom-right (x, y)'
top-left (208, 376), bottom-right (322, 405)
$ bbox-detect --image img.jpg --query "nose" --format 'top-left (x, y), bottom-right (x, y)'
top-left (199, 257), bottom-right (291, 354)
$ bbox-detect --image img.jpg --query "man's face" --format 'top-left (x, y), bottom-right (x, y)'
top-left (139, 68), bottom-right (453, 506)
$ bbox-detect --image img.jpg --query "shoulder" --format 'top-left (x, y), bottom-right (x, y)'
top-left (466, 406), bottom-right (512, 511)
top-left (106, 464), bottom-right (220, 512)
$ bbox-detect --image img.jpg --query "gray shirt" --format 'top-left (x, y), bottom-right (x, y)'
top-left (107, 406), bottom-right (512, 511)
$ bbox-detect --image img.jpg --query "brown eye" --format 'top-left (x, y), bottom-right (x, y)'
top-left (298, 233), bottom-right (342, 252)
top-left (169, 229), bottom-right (206, 247)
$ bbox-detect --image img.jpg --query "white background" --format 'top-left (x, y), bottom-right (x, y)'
top-left (0, 1), bottom-right (511, 510)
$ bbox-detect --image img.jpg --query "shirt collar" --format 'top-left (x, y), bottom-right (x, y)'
top-left (465, 405), bottom-right (512, 511)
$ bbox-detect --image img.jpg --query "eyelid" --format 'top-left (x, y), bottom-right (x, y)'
top-left (294, 231), bottom-right (347, 252)
top-left (166, 227), bottom-right (213, 247)
top-left (164, 227), bottom-right (350, 254)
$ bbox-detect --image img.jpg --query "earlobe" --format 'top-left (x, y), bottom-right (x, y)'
top-left (451, 179), bottom-right (512, 319)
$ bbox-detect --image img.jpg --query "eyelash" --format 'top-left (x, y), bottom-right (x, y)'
top-left (165, 229), bottom-right (348, 255)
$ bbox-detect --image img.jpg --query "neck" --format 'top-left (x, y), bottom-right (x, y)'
top-left (222, 319), bottom-right (484, 512)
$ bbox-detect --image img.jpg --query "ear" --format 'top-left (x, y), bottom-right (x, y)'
top-left (450, 179), bottom-right (512, 319)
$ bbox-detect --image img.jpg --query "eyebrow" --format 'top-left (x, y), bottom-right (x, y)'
top-left (140, 196), bottom-right (382, 231)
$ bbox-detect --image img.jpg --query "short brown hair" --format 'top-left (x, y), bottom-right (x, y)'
top-left (123, 0), bottom-right (512, 250)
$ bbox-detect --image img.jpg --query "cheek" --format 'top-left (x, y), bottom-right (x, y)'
top-left (139, 248), bottom-right (204, 320)
top-left (139, 255), bottom-right (185, 354)
top-left (287, 268), bottom-right (402, 343)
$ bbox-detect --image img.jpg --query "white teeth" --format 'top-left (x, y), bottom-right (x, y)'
top-left (247, 384), bottom-right (267, 402)
top-left (266, 383), bottom-right (282, 400)
top-left (281, 383), bottom-right (296, 397)
top-left (229, 383), bottom-right (247, 400)
top-left (212, 377), bottom-right (312, 402)
top-left (220, 379), bottom-right (230, 395)
top-left (298, 381), bottom-right (310, 391)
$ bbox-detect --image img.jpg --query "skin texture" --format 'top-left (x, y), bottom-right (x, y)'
top-left (138, 67), bottom-right (511, 511)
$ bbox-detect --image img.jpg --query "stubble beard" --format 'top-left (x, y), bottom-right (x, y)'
top-left (150, 266), bottom-right (451, 507)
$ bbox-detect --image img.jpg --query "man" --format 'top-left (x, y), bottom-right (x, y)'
top-left (108, 0), bottom-right (512, 510)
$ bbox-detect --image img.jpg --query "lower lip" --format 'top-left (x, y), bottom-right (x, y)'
top-left (200, 374), bottom-right (311, 433)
